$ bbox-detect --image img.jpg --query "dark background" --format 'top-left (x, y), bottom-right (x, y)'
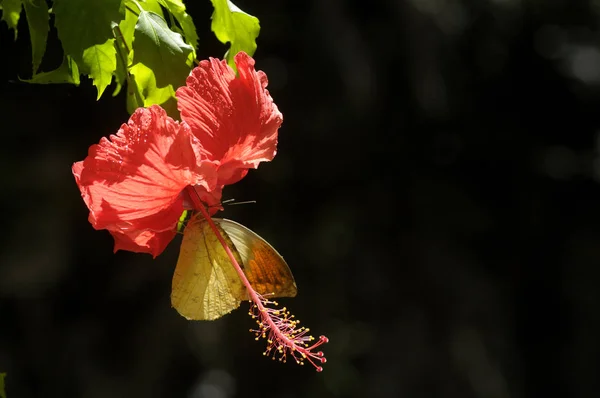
top-left (2, 0), bottom-right (600, 397)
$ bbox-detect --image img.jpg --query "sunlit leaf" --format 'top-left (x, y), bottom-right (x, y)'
top-left (132, 10), bottom-right (193, 88)
top-left (82, 38), bottom-right (116, 99)
top-left (158, 0), bottom-right (198, 53)
top-left (22, 55), bottom-right (80, 85)
top-left (129, 62), bottom-right (178, 117)
top-left (23, 0), bottom-right (49, 74)
top-left (210, 0), bottom-right (260, 69)
top-left (112, 7), bottom-right (137, 97)
top-left (136, 0), bottom-right (165, 17)
top-left (53, 0), bottom-right (122, 65)
top-left (118, 4), bottom-right (137, 50)
top-left (113, 29), bottom-right (127, 96)
top-left (1, 0), bottom-right (22, 39)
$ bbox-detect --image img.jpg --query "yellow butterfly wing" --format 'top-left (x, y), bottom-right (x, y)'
top-left (171, 217), bottom-right (246, 320)
top-left (217, 218), bottom-right (298, 299)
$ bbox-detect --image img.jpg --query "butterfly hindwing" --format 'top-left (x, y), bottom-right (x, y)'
top-left (171, 216), bottom-right (246, 320)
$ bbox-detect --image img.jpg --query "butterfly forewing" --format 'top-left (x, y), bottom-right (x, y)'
top-left (216, 218), bottom-right (298, 298)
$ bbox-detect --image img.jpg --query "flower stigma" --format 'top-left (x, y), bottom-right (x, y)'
top-left (249, 295), bottom-right (328, 371)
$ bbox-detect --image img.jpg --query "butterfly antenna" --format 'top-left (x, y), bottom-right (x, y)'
top-left (224, 200), bottom-right (257, 206)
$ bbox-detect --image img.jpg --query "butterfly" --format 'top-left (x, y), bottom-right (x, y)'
top-left (171, 216), bottom-right (298, 320)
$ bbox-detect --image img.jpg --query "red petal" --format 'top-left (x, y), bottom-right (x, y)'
top-left (176, 52), bottom-right (283, 187)
top-left (185, 185), bottom-right (224, 214)
top-left (73, 105), bottom-right (218, 256)
top-left (109, 227), bottom-right (176, 258)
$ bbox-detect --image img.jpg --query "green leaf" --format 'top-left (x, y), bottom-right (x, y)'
top-left (129, 62), bottom-right (178, 117)
top-left (132, 10), bottom-right (193, 88)
top-left (82, 38), bottom-right (117, 99)
top-left (136, 0), bottom-right (165, 18)
top-left (210, 0), bottom-right (260, 69)
top-left (113, 26), bottom-right (126, 96)
top-left (158, 0), bottom-right (198, 53)
top-left (1, 0), bottom-right (23, 39)
top-left (23, 0), bottom-right (49, 74)
top-left (22, 55), bottom-right (80, 85)
top-left (53, 0), bottom-right (122, 66)
top-left (118, 5), bottom-right (137, 51)
top-left (113, 31), bottom-right (129, 96)
top-left (112, 6), bottom-right (137, 96)
top-left (0, 372), bottom-right (6, 398)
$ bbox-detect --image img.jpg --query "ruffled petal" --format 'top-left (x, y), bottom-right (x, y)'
top-left (73, 105), bottom-right (218, 256)
top-left (109, 227), bottom-right (176, 258)
top-left (176, 52), bottom-right (283, 187)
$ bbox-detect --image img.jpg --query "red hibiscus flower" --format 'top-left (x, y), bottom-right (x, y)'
top-left (72, 52), bottom-right (283, 257)
top-left (177, 52), bottom-right (282, 192)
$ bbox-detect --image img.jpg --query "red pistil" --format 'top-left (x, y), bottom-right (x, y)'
top-left (185, 186), bottom-right (328, 371)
